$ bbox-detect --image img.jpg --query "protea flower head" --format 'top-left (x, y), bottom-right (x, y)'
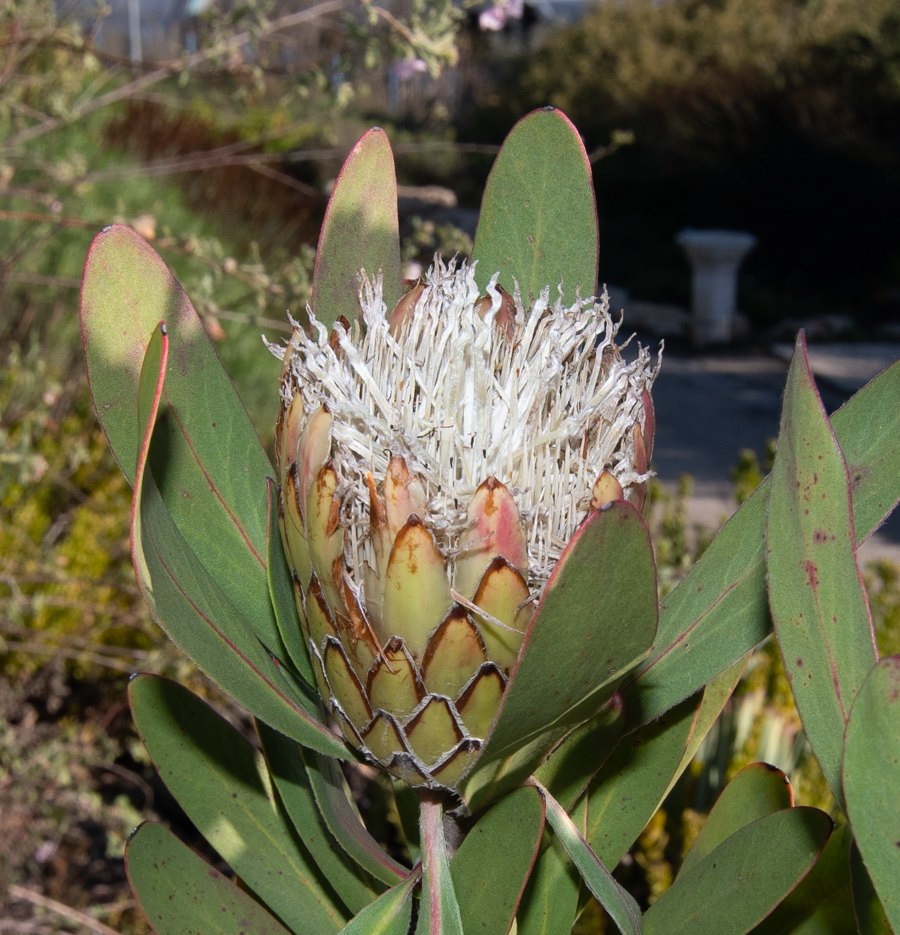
top-left (272, 257), bottom-right (658, 792)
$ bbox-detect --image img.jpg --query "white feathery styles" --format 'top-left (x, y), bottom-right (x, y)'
top-left (272, 256), bottom-right (660, 592)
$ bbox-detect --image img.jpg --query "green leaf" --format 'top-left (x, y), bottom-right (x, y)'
top-left (622, 354), bottom-right (900, 732)
top-left (80, 226), bottom-right (279, 651)
top-left (266, 477), bottom-right (315, 685)
top-left (662, 655), bottom-right (750, 802)
top-left (126, 822), bottom-right (293, 935)
top-left (257, 721), bottom-right (385, 915)
top-left (681, 763), bottom-right (794, 875)
top-left (131, 330), bottom-right (348, 759)
top-left (586, 696), bottom-right (698, 870)
top-left (135, 466), bottom-right (344, 755)
top-left (416, 797), bottom-right (464, 935)
top-left (472, 107), bottom-right (598, 304)
top-left (751, 823), bottom-right (855, 935)
top-left (768, 334), bottom-right (878, 808)
top-left (313, 128), bottom-right (402, 330)
top-left (643, 809), bottom-right (833, 935)
top-left (539, 782), bottom-right (643, 935)
top-left (129, 675), bottom-right (348, 934)
top-left (336, 875), bottom-right (419, 935)
top-left (516, 809), bottom-right (582, 935)
top-left (843, 656), bottom-right (900, 931)
top-left (461, 502), bottom-right (658, 812)
top-left (298, 747), bottom-right (409, 887)
top-left (534, 695), bottom-right (625, 813)
top-left (621, 484), bottom-right (771, 732)
top-left (451, 786), bottom-right (545, 935)
top-left (850, 840), bottom-right (894, 935)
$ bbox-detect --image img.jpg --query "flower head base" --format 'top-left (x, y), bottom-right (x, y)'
top-left (272, 258), bottom-right (658, 790)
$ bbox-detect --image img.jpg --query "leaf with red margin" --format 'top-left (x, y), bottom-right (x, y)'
top-left (132, 324), bottom-right (349, 759)
top-left (257, 721), bottom-right (393, 912)
top-left (681, 763), bottom-right (795, 875)
top-left (293, 744), bottom-right (410, 888)
top-left (126, 822), bottom-right (293, 935)
top-left (661, 653), bottom-right (750, 802)
top-left (313, 128), bottom-right (402, 330)
top-left (844, 656), bottom-right (900, 931)
top-left (751, 824), bottom-right (856, 935)
top-left (516, 813), bottom-right (581, 935)
top-left (620, 350), bottom-right (900, 733)
top-left (459, 501), bottom-right (658, 813)
top-left (537, 780), bottom-right (642, 935)
top-left (451, 786), bottom-right (546, 935)
top-left (643, 809), bottom-right (833, 935)
top-left (80, 226), bottom-right (279, 652)
top-left (849, 839), bottom-right (893, 934)
top-left (582, 657), bottom-right (747, 875)
top-left (335, 874), bottom-right (419, 935)
top-left (266, 476), bottom-right (315, 685)
top-left (472, 107), bottom-right (598, 304)
top-left (533, 695), bottom-right (625, 813)
top-left (129, 675), bottom-right (348, 934)
top-left (768, 333), bottom-right (878, 809)
top-left (586, 695), bottom-right (698, 870)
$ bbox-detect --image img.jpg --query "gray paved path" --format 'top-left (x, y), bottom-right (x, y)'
top-left (643, 342), bottom-right (900, 564)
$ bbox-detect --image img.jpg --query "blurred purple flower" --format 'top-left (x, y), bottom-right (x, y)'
top-left (479, 0), bottom-right (523, 31)
top-left (394, 57), bottom-right (428, 80)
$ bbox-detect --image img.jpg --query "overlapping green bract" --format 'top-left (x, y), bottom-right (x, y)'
top-left (80, 109), bottom-right (900, 935)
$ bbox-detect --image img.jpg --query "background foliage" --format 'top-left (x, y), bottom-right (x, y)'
top-left (468, 0), bottom-right (900, 329)
top-left (4, 0), bottom-right (900, 931)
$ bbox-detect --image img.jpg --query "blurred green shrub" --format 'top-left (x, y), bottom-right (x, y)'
top-left (516, 0), bottom-right (900, 324)
top-left (0, 336), bottom-right (162, 687)
top-left (730, 438), bottom-right (777, 505)
top-left (648, 475), bottom-right (716, 595)
top-left (525, 0), bottom-right (900, 126)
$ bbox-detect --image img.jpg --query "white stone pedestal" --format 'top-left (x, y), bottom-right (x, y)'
top-left (676, 228), bottom-right (757, 345)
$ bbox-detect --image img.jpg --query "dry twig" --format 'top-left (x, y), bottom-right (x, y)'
top-left (8, 885), bottom-right (123, 935)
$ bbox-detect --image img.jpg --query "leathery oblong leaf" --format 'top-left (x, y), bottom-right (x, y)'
top-left (131, 325), bottom-right (348, 760)
top-left (128, 675), bottom-right (348, 934)
top-left (661, 654), bottom-right (750, 803)
top-left (536, 781), bottom-right (642, 935)
top-left (312, 127), bottom-right (402, 329)
top-left (126, 822), bottom-right (293, 935)
top-left (534, 695), bottom-right (625, 813)
top-left (80, 226), bottom-right (280, 654)
top-left (334, 873), bottom-right (419, 935)
top-left (681, 763), bottom-right (794, 875)
top-left (258, 720), bottom-right (385, 915)
top-left (849, 840), bottom-right (894, 935)
top-left (298, 746), bottom-right (410, 888)
top-left (586, 696), bottom-right (698, 870)
top-left (461, 502), bottom-right (657, 812)
top-left (472, 107), bottom-right (599, 305)
top-left (843, 656), bottom-right (900, 931)
top-left (751, 823), bottom-right (855, 935)
top-left (643, 809), bottom-right (833, 935)
top-left (516, 799), bottom-right (585, 935)
top-left (768, 333), bottom-right (877, 809)
top-left (451, 786), bottom-right (545, 935)
top-left (621, 354), bottom-right (900, 732)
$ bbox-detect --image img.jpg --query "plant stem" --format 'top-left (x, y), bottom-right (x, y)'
top-left (416, 789), bottom-right (464, 935)
top-left (418, 789), bottom-right (446, 932)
